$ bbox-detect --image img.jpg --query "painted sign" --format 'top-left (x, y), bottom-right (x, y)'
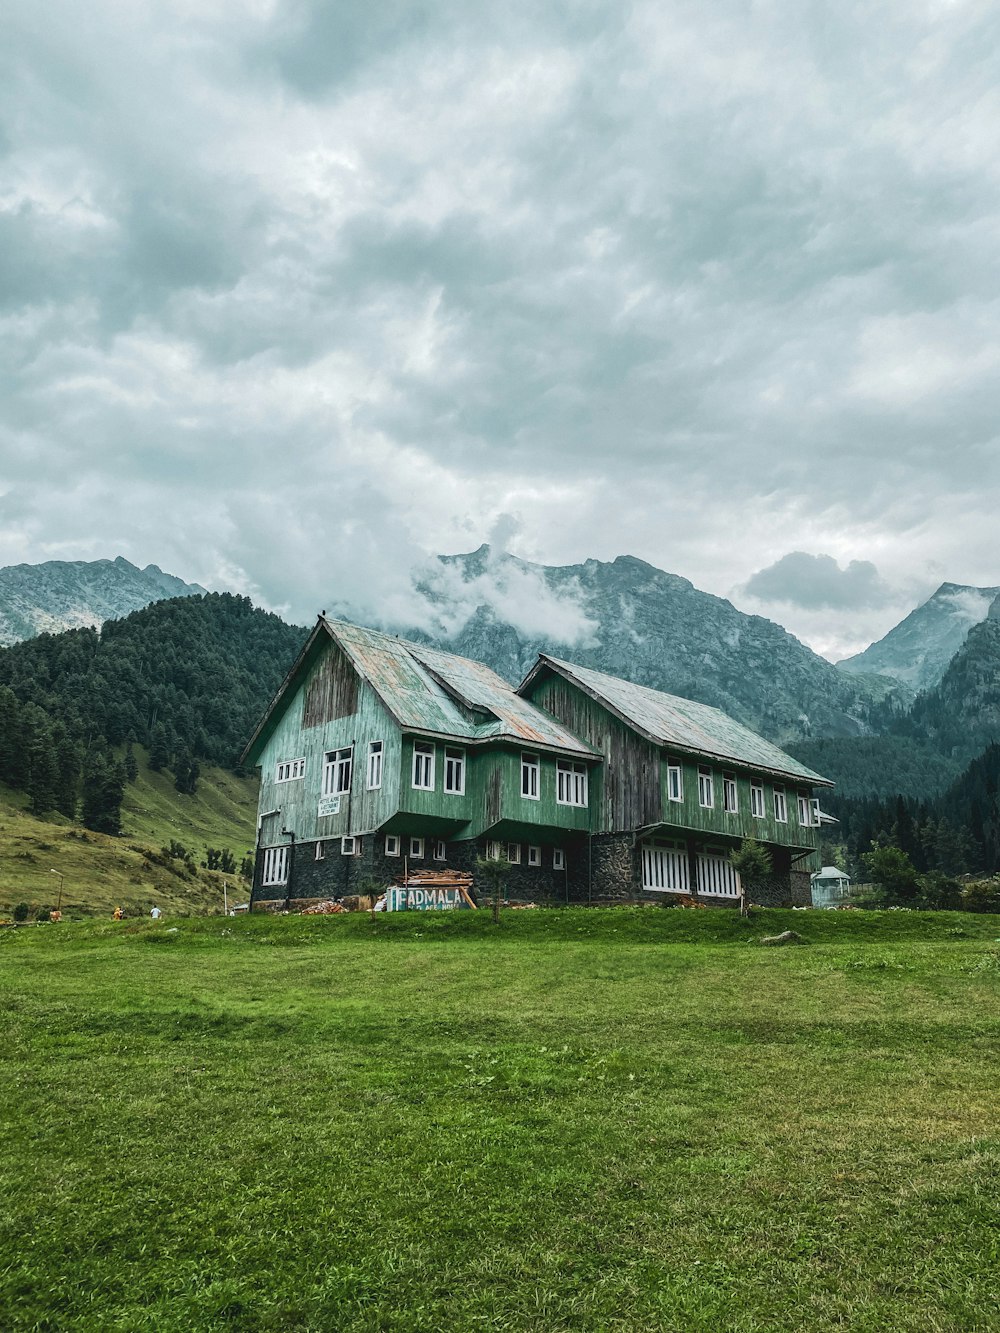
top-left (385, 886), bottom-right (474, 912)
top-left (317, 795), bottom-right (342, 817)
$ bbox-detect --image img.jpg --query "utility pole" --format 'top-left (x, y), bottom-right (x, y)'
top-left (50, 869), bottom-right (64, 911)
top-left (223, 879), bottom-right (229, 916)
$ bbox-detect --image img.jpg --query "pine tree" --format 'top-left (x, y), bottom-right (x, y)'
top-left (123, 743), bottom-right (139, 784)
top-left (148, 724), bottom-right (170, 773)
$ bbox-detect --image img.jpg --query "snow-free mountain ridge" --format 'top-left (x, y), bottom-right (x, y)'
top-left (837, 582), bottom-right (1000, 693)
top-left (0, 557), bottom-right (206, 646)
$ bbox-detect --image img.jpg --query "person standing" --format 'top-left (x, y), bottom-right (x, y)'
top-left (150, 906), bottom-right (162, 920)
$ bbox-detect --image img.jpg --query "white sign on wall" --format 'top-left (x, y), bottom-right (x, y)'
top-left (317, 795), bottom-right (342, 817)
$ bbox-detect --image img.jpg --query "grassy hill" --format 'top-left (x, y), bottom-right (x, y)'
top-left (0, 753), bottom-right (258, 919)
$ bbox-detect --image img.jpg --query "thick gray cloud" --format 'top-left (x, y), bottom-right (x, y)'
top-left (743, 552), bottom-right (894, 611)
top-left (2, 0), bottom-right (999, 661)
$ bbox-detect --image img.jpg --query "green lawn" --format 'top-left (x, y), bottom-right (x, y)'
top-left (2, 909), bottom-right (998, 1331)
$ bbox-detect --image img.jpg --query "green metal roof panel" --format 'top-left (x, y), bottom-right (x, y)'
top-left (327, 620), bottom-right (597, 756)
top-left (526, 655), bottom-right (832, 786)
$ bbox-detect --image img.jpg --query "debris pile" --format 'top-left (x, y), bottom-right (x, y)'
top-left (301, 900), bottom-right (347, 915)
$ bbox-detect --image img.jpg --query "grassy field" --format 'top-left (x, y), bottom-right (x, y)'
top-left (0, 754), bottom-right (257, 919)
top-left (2, 908), bottom-right (998, 1331)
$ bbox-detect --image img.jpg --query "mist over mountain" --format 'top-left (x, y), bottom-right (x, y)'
top-left (837, 582), bottom-right (1000, 692)
top-left (0, 557), bottom-right (207, 646)
top-left (402, 546), bottom-right (904, 745)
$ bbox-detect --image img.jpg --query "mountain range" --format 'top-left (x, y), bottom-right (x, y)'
top-left (0, 557), bottom-right (206, 646)
top-left (2, 550), bottom-right (999, 765)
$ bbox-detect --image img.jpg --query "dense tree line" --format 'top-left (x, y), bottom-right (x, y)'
top-left (0, 593), bottom-right (305, 829)
top-left (829, 742), bottom-right (1000, 878)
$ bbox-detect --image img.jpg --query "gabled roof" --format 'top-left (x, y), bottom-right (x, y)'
top-left (518, 654), bottom-right (832, 787)
top-left (241, 619), bottom-right (598, 765)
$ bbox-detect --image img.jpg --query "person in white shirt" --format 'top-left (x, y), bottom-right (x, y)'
top-left (150, 906), bottom-right (162, 920)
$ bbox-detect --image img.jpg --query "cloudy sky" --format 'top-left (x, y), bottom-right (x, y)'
top-left (2, 0), bottom-right (999, 660)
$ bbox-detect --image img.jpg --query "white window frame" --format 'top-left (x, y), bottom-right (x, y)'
top-left (797, 794), bottom-right (810, 826)
top-left (810, 798), bottom-right (822, 828)
top-left (773, 786), bottom-right (788, 823)
top-left (262, 846), bottom-right (288, 885)
top-left (314, 841), bottom-right (325, 862)
top-left (409, 836), bottom-right (424, 859)
top-left (556, 761), bottom-right (588, 807)
top-left (723, 773), bottom-right (738, 814)
top-left (521, 752), bottom-right (540, 800)
top-left (486, 840), bottom-right (503, 862)
top-left (385, 834), bottom-right (400, 858)
top-left (275, 758), bottom-right (305, 784)
top-left (412, 742), bottom-right (435, 791)
top-left (341, 836), bottom-right (358, 856)
top-left (433, 839), bottom-right (447, 861)
top-left (444, 747), bottom-right (465, 795)
top-left (750, 782), bottom-right (765, 819)
top-left (553, 848), bottom-right (566, 871)
top-left (527, 845), bottom-right (541, 867)
top-left (323, 747), bottom-right (353, 797)
top-left (667, 759), bottom-right (683, 803)
top-left (366, 741), bottom-right (384, 790)
top-left (507, 843), bottom-right (521, 865)
top-left (698, 766), bottom-right (714, 809)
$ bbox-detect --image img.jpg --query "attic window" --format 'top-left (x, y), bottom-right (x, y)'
top-left (276, 758), bottom-right (305, 783)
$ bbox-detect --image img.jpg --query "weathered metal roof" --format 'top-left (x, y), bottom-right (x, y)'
top-left (327, 620), bottom-right (598, 756)
top-left (520, 654), bottom-right (833, 786)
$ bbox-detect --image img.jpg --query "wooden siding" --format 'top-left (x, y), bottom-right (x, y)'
top-left (257, 642), bottom-right (400, 842)
top-left (395, 739), bottom-right (591, 839)
top-left (302, 638), bottom-right (359, 728)
top-left (527, 676), bottom-right (660, 833)
top-left (658, 758), bottom-right (820, 850)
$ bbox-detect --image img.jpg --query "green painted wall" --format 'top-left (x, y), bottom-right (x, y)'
top-left (256, 645), bottom-right (400, 844)
top-left (658, 759), bottom-right (820, 850)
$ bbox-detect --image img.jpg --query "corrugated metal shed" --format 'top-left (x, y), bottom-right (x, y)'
top-left (519, 654), bottom-right (832, 786)
top-left (323, 620), bottom-right (598, 756)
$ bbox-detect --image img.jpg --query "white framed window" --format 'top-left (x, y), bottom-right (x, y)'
top-left (433, 839), bottom-right (446, 861)
top-left (773, 786), bottom-right (788, 823)
top-left (323, 747), bottom-right (353, 796)
top-left (314, 842), bottom-right (325, 861)
top-left (797, 794), bottom-right (810, 826)
top-left (409, 836), bottom-right (424, 859)
top-left (385, 834), bottom-right (400, 857)
top-left (553, 848), bottom-right (566, 871)
top-left (521, 752), bottom-right (540, 800)
top-left (262, 846), bottom-right (288, 885)
top-left (811, 797), bottom-right (822, 827)
top-left (412, 742), bottom-right (435, 791)
top-left (366, 741), bottom-right (383, 790)
top-left (667, 759), bottom-right (683, 803)
top-left (341, 836), bottom-right (358, 856)
top-left (486, 840), bottom-right (503, 861)
top-left (698, 766), bottom-right (714, 808)
top-left (527, 845), bottom-right (541, 867)
top-left (641, 837), bottom-right (689, 893)
top-left (556, 761), bottom-right (588, 807)
top-left (507, 843), bottom-right (521, 865)
top-left (723, 773), bottom-right (738, 814)
top-left (750, 782), bottom-right (765, 818)
top-left (275, 758), bottom-right (305, 783)
top-left (444, 747), bottom-right (465, 795)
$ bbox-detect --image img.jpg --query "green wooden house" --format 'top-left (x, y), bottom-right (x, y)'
top-left (516, 655), bottom-right (832, 904)
top-left (241, 618), bottom-right (601, 908)
top-left (242, 621), bottom-right (832, 909)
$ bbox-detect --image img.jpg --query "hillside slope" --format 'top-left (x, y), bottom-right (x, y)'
top-left (0, 758), bottom-right (257, 918)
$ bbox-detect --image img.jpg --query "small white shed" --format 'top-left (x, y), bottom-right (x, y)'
top-left (810, 865), bottom-right (852, 908)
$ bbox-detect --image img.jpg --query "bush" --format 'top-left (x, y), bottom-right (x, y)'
top-left (13, 902), bottom-right (29, 922)
top-left (960, 879), bottom-right (1000, 914)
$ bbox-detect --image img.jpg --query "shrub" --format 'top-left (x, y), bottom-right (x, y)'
top-left (13, 902), bottom-right (30, 923)
top-left (960, 879), bottom-right (1000, 914)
